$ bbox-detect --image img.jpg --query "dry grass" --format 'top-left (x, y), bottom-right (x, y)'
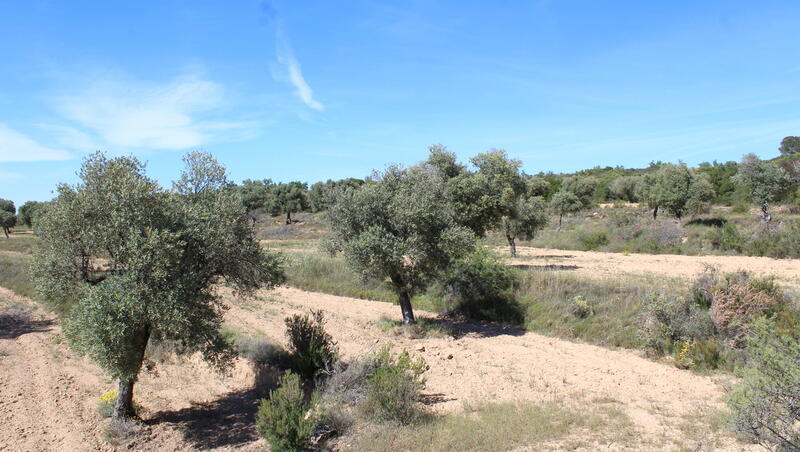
top-left (344, 401), bottom-right (634, 452)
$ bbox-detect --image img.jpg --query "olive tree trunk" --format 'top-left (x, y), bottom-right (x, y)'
top-left (113, 327), bottom-right (150, 420)
top-left (652, 206), bottom-right (659, 220)
top-left (506, 234), bottom-right (517, 257)
top-left (398, 290), bottom-right (415, 325)
top-left (286, 210), bottom-right (292, 224)
top-left (759, 202), bottom-right (772, 224)
top-left (557, 214), bottom-right (563, 231)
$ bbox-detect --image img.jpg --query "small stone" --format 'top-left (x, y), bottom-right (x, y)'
top-left (416, 346), bottom-right (426, 352)
top-left (447, 354), bottom-right (453, 359)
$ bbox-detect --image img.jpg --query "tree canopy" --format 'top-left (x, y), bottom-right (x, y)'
top-left (550, 190), bottom-right (582, 229)
top-left (32, 151), bottom-right (285, 420)
top-left (325, 164), bottom-right (475, 324)
top-left (636, 163), bottom-right (714, 219)
top-left (779, 136), bottom-right (800, 156)
top-left (0, 198), bottom-right (16, 238)
top-left (732, 154), bottom-right (788, 223)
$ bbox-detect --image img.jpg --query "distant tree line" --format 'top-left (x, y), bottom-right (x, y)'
top-left (5, 135), bottom-right (799, 238)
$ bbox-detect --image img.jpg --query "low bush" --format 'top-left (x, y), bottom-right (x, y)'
top-left (639, 293), bottom-right (716, 354)
top-left (441, 250), bottom-right (522, 324)
top-left (285, 310), bottom-right (338, 381)
top-left (578, 230), bottom-right (609, 250)
top-left (707, 222), bottom-right (745, 253)
top-left (256, 372), bottom-right (318, 452)
top-left (745, 221), bottom-right (800, 258)
top-left (570, 295), bottom-right (595, 318)
top-left (362, 347), bottom-right (427, 425)
top-left (711, 272), bottom-right (785, 347)
top-left (727, 317), bottom-right (800, 450)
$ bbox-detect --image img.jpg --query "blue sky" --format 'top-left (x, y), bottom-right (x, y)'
top-left (2, 0), bottom-right (800, 206)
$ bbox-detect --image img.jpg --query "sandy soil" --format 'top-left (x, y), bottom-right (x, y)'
top-left (509, 246), bottom-right (800, 289)
top-left (0, 282), bottom-right (755, 451)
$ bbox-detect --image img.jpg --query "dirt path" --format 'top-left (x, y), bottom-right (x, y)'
top-left (226, 286), bottom-right (754, 451)
top-left (0, 287), bottom-right (266, 452)
top-left (0, 283), bottom-right (754, 451)
top-left (509, 246), bottom-right (800, 289)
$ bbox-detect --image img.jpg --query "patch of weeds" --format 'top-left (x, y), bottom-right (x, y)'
top-left (361, 347), bottom-right (427, 425)
top-left (98, 389), bottom-right (118, 418)
top-left (347, 401), bottom-right (631, 452)
top-left (103, 418), bottom-right (142, 446)
top-left (0, 348), bottom-right (8, 358)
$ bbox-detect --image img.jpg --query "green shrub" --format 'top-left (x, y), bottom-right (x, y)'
top-left (256, 372), bottom-right (318, 452)
top-left (578, 230), bottom-right (609, 251)
top-left (285, 310), bottom-right (338, 381)
top-left (745, 222), bottom-right (800, 259)
top-left (640, 293), bottom-right (716, 354)
top-left (442, 250), bottom-right (522, 324)
top-left (708, 222), bottom-right (745, 253)
top-left (363, 347), bottom-right (427, 425)
top-left (570, 295), bottom-right (595, 318)
top-left (672, 339), bottom-right (721, 371)
top-left (727, 317), bottom-right (800, 450)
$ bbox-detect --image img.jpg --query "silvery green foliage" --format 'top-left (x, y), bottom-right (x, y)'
top-left (325, 164), bottom-right (475, 315)
top-left (727, 317), bottom-right (800, 451)
top-left (550, 190), bottom-right (582, 217)
top-left (0, 198), bottom-right (16, 237)
top-left (33, 151), bottom-right (285, 383)
top-left (561, 176), bottom-right (598, 208)
top-left (732, 154), bottom-right (789, 222)
top-left (502, 196), bottom-right (548, 244)
top-left (636, 163), bottom-right (716, 219)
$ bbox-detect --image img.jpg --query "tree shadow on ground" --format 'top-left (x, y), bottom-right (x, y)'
top-left (443, 317), bottom-right (526, 340)
top-left (510, 264), bottom-right (580, 272)
top-left (685, 218), bottom-right (727, 228)
top-left (0, 311), bottom-right (54, 339)
top-left (148, 365), bottom-right (281, 450)
top-left (420, 392), bottom-right (456, 405)
top-left (518, 254), bottom-right (576, 259)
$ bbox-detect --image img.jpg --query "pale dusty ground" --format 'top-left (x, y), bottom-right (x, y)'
top-left (5, 233), bottom-right (788, 451)
top-left (509, 246), bottom-right (800, 289)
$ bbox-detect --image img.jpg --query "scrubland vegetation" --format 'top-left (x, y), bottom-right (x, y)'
top-left (2, 137), bottom-right (800, 451)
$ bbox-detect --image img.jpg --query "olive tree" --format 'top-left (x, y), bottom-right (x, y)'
top-left (325, 165), bottom-right (475, 324)
top-left (33, 151), bottom-right (285, 420)
top-left (732, 154), bottom-right (789, 223)
top-left (470, 149), bottom-right (543, 256)
top-left (779, 136), bottom-right (800, 156)
top-left (0, 198), bottom-right (16, 238)
top-left (561, 176), bottom-right (598, 208)
top-left (550, 190), bottom-right (582, 230)
top-left (502, 196), bottom-right (548, 257)
top-left (18, 200), bottom-right (46, 228)
top-left (426, 146), bottom-right (505, 238)
top-left (269, 182), bottom-right (309, 224)
top-left (609, 176), bottom-right (640, 202)
top-left (637, 163), bottom-right (714, 219)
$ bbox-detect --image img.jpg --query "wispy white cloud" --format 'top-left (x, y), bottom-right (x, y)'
top-left (0, 123), bottom-right (71, 162)
top-left (36, 123), bottom-right (100, 151)
top-left (53, 73), bottom-right (251, 150)
top-left (277, 41), bottom-right (325, 112)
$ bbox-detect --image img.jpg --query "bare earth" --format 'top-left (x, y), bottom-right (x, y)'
top-left (0, 281), bottom-right (756, 451)
top-left (510, 246), bottom-right (800, 289)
